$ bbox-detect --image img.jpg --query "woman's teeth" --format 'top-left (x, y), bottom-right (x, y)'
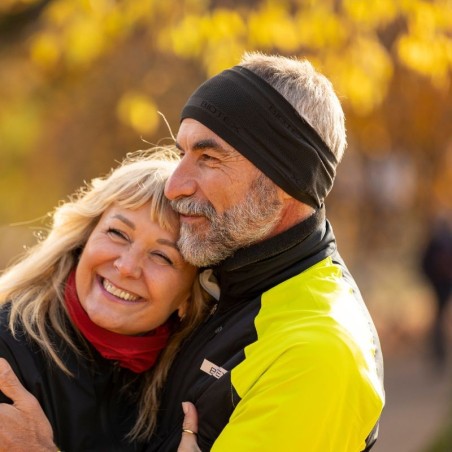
top-left (102, 279), bottom-right (140, 301)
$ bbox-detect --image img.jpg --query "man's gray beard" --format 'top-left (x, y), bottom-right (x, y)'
top-left (171, 174), bottom-right (283, 267)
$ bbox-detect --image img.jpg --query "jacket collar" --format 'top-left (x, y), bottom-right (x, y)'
top-left (210, 207), bottom-right (336, 310)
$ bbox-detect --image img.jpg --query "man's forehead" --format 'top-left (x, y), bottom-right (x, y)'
top-left (177, 118), bottom-right (220, 141)
top-left (176, 119), bottom-right (242, 158)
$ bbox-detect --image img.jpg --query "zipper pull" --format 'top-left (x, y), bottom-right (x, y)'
top-left (206, 303), bottom-right (218, 319)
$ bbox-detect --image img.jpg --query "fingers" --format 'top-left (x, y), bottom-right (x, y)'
top-left (0, 358), bottom-right (22, 402)
top-left (0, 358), bottom-right (56, 451)
top-left (0, 358), bottom-right (35, 408)
top-left (182, 401), bottom-right (198, 434)
top-left (177, 402), bottom-right (201, 452)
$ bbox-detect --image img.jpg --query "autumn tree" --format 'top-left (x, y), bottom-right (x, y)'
top-left (0, 0), bottom-right (451, 266)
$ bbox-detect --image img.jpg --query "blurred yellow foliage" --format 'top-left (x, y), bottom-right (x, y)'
top-left (398, 34), bottom-right (452, 88)
top-left (295, 7), bottom-right (346, 49)
top-left (119, 0), bottom-right (157, 27)
top-left (0, 101), bottom-right (41, 157)
top-left (10, 0), bottom-right (452, 113)
top-left (167, 15), bottom-right (205, 57)
top-left (0, 0), bottom-right (37, 13)
top-left (248, 4), bottom-right (299, 51)
top-left (63, 18), bottom-right (104, 67)
top-left (331, 37), bottom-right (393, 115)
top-left (45, 0), bottom-right (76, 26)
top-left (209, 9), bottom-right (246, 43)
top-left (343, 0), bottom-right (398, 29)
top-left (117, 92), bottom-right (159, 135)
top-left (203, 41), bottom-right (245, 76)
top-left (396, 0), bottom-right (452, 88)
top-left (30, 32), bottom-right (60, 70)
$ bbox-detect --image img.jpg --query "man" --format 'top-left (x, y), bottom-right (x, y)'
top-left (0, 52), bottom-right (384, 451)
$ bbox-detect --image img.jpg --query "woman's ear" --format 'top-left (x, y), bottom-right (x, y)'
top-left (177, 299), bottom-right (189, 321)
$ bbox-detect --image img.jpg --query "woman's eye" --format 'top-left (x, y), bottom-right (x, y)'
top-left (150, 252), bottom-right (173, 266)
top-left (107, 228), bottom-right (128, 241)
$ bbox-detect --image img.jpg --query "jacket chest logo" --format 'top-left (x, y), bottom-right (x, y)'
top-left (200, 359), bottom-right (228, 379)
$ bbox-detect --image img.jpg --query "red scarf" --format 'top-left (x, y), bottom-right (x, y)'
top-left (64, 270), bottom-right (171, 373)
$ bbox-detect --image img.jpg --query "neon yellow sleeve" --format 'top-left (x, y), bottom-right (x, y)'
top-left (212, 258), bottom-right (384, 451)
top-left (212, 336), bottom-right (382, 451)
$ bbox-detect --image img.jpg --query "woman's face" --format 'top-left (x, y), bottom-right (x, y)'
top-left (75, 202), bottom-right (197, 335)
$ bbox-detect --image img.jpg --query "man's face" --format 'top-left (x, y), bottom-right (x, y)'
top-left (165, 118), bottom-right (284, 267)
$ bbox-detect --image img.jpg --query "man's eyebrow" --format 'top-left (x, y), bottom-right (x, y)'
top-left (176, 138), bottom-right (234, 157)
top-left (157, 238), bottom-right (179, 251)
top-left (112, 214), bottom-right (135, 230)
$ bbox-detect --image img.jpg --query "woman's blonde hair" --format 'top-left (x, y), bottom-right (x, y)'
top-left (0, 146), bottom-right (211, 441)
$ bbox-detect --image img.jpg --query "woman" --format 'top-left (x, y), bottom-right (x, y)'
top-left (0, 148), bottom-right (211, 451)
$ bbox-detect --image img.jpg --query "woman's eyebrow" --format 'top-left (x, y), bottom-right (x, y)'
top-left (157, 238), bottom-right (179, 251)
top-left (112, 214), bottom-right (135, 230)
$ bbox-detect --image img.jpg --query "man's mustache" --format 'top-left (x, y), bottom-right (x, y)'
top-left (170, 198), bottom-right (217, 222)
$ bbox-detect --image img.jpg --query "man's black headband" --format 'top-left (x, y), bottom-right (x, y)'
top-left (180, 66), bottom-right (338, 208)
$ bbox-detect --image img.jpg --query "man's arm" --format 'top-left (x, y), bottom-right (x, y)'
top-left (212, 341), bottom-right (384, 452)
top-left (0, 358), bottom-right (56, 452)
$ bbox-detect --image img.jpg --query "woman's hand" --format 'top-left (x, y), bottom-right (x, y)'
top-left (0, 358), bottom-right (56, 451)
top-left (177, 401), bottom-right (201, 452)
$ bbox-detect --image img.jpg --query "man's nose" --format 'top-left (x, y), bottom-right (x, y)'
top-left (114, 249), bottom-right (142, 279)
top-left (165, 157), bottom-right (197, 201)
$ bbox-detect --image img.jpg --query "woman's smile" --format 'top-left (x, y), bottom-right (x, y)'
top-left (100, 276), bottom-right (141, 302)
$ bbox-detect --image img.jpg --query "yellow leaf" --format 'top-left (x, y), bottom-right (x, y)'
top-left (29, 33), bottom-right (60, 69)
top-left (296, 7), bottom-right (347, 49)
top-left (45, 0), bottom-right (76, 26)
top-left (167, 15), bottom-right (205, 57)
top-left (343, 0), bottom-right (398, 28)
top-left (0, 101), bottom-right (41, 156)
top-left (63, 19), bottom-right (105, 67)
top-left (248, 4), bottom-right (299, 50)
top-left (397, 34), bottom-right (450, 88)
top-left (120, 0), bottom-right (156, 25)
top-left (117, 93), bottom-right (159, 134)
top-left (209, 9), bottom-right (246, 43)
top-left (203, 41), bottom-right (245, 76)
top-left (326, 36), bottom-right (392, 115)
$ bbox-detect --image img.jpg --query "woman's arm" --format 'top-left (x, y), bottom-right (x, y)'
top-left (0, 358), bottom-right (56, 452)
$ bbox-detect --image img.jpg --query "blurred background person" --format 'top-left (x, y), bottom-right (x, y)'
top-left (421, 211), bottom-right (452, 370)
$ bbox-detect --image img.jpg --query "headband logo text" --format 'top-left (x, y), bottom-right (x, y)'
top-left (201, 100), bottom-right (241, 133)
top-left (268, 104), bottom-right (303, 140)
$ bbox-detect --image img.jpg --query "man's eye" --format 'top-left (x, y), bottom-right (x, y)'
top-left (201, 154), bottom-right (219, 163)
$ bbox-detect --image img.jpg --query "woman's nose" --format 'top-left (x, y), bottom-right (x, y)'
top-left (114, 250), bottom-right (142, 279)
